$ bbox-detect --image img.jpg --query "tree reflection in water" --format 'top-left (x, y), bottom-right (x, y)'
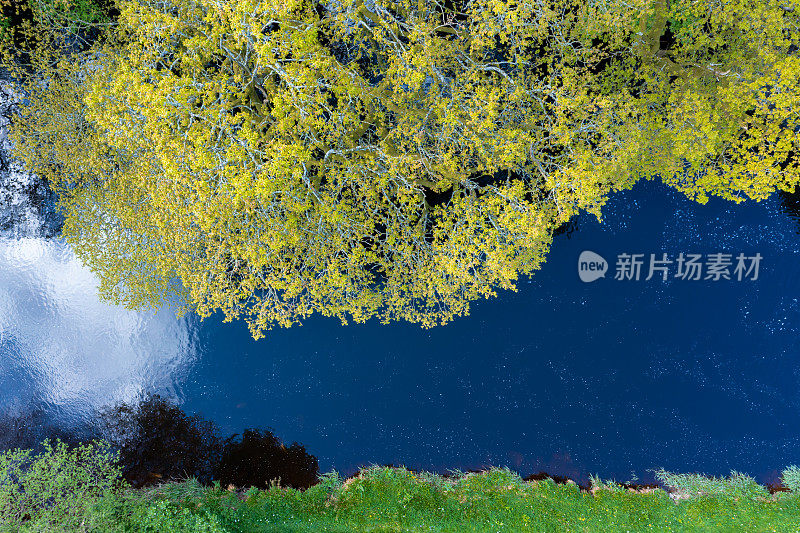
top-left (0, 395), bottom-right (319, 490)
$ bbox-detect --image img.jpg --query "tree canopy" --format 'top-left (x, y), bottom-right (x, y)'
top-left (6, 0), bottom-right (800, 337)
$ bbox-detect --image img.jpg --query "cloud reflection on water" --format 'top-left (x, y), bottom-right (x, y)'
top-left (0, 237), bottom-right (198, 426)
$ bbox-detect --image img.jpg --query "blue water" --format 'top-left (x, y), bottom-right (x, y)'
top-left (179, 179), bottom-right (800, 484)
top-left (2, 179), bottom-right (800, 484)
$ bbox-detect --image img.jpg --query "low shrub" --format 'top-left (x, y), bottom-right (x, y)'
top-left (0, 439), bottom-right (123, 530)
top-left (654, 469), bottom-right (769, 499)
top-left (781, 465), bottom-right (800, 493)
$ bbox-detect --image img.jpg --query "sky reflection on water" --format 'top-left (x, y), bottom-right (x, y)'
top-left (0, 237), bottom-right (198, 426)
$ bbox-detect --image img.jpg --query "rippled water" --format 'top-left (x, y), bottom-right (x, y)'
top-left (0, 237), bottom-right (198, 426)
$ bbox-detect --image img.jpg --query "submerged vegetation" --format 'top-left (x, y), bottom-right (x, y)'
top-left (2, 0), bottom-right (798, 337)
top-left (3, 441), bottom-right (800, 532)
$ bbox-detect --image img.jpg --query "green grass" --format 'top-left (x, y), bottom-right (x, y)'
top-left (4, 442), bottom-right (800, 532)
top-left (97, 468), bottom-right (800, 533)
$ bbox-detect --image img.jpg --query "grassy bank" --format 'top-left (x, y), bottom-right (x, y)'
top-left (3, 441), bottom-right (800, 532)
top-left (98, 470), bottom-right (800, 533)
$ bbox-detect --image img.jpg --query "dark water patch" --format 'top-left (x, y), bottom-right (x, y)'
top-left (0, 395), bottom-right (320, 490)
top-left (98, 394), bottom-right (223, 486)
top-left (96, 394), bottom-right (319, 489)
top-left (218, 429), bottom-right (318, 490)
top-left (0, 407), bottom-right (85, 450)
top-left (779, 186), bottom-right (800, 232)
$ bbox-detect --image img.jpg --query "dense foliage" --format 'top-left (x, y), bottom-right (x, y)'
top-left (3, 444), bottom-right (800, 532)
top-left (0, 0), bottom-right (113, 59)
top-left (5, 0), bottom-right (800, 336)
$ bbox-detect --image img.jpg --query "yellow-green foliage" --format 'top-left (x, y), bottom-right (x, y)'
top-left (634, 0), bottom-right (800, 204)
top-left (0, 0), bottom-right (113, 60)
top-left (7, 0), bottom-right (800, 337)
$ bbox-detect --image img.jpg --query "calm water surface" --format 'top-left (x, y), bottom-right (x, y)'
top-left (2, 179), bottom-right (800, 484)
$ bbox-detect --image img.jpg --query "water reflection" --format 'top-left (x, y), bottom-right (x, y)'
top-left (0, 237), bottom-right (198, 428)
top-left (779, 187), bottom-right (800, 231)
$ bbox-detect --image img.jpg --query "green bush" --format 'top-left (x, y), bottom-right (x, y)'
top-left (654, 469), bottom-right (769, 499)
top-left (782, 465), bottom-right (800, 493)
top-left (0, 439), bottom-right (123, 531)
top-left (589, 474), bottom-right (627, 493)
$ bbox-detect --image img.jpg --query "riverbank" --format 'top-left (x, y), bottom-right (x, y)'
top-left (127, 471), bottom-right (800, 532)
top-left (3, 440), bottom-right (800, 532)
